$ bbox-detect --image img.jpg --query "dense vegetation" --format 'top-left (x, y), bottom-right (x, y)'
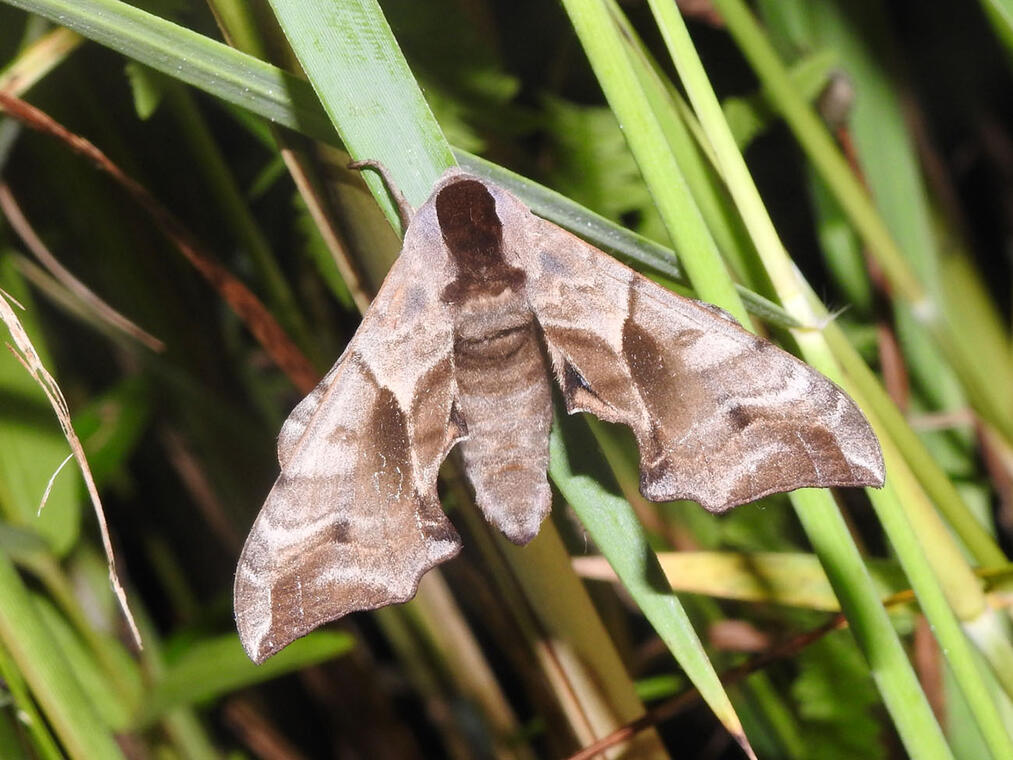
top-left (0, 0), bottom-right (1011, 758)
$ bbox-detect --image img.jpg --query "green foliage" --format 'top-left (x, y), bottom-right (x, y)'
top-left (0, 257), bottom-right (80, 555)
top-left (124, 61), bottom-right (165, 120)
top-left (722, 49), bottom-right (837, 149)
top-left (137, 631), bottom-right (355, 724)
top-left (793, 632), bottom-right (886, 760)
top-left (541, 96), bottom-right (666, 242)
top-left (0, 0), bottom-right (1011, 757)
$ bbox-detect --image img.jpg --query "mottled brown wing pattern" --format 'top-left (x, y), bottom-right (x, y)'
top-left (235, 230), bottom-right (464, 663)
top-left (517, 216), bottom-right (884, 512)
top-left (237, 168), bottom-right (885, 663)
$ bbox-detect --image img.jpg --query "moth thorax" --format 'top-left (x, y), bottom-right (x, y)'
top-left (452, 288), bottom-right (531, 344)
top-left (436, 179), bottom-right (503, 270)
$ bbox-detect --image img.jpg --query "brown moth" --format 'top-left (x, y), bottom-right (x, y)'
top-left (235, 165), bottom-right (884, 663)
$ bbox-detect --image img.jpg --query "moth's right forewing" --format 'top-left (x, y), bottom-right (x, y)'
top-left (519, 214), bottom-right (884, 513)
top-left (235, 207), bottom-right (464, 663)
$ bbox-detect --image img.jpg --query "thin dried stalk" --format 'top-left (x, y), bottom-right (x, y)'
top-left (0, 287), bottom-right (141, 647)
top-left (0, 91), bottom-right (319, 394)
top-left (0, 182), bottom-right (165, 352)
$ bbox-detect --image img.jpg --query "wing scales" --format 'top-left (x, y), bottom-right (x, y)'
top-left (522, 217), bottom-right (884, 512)
top-left (236, 169), bottom-right (886, 662)
top-left (235, 236), bottom-right (463, 663)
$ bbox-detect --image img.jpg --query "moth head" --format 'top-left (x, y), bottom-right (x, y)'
top-left (435, 177), bottom-right (504, 272)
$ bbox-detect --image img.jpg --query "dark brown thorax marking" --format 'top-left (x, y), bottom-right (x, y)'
top-left (433, 180), bottom-right (552, 543)
top-left (436, 179), bottom-right (525, 303)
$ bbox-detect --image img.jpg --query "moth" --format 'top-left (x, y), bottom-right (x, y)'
top-left (235, 164), bottom-right (884, 663)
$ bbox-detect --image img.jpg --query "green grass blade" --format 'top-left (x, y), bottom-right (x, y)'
top-left (599, 2), bottom-right (765, 288)
top-left (265, 0), bottom-right (454, 225)
top-left (137, 632), bottom-right (353, 726)
top-left (550, 410), bottom-right (754, 756)
top-left (560, 0), bottom-right (748, 324)
top-left (0, 26), bottom-right (82, 95)
top-left (31, 596), bottom-right (133, 730)
top-left (979, 0), bottom-right (1013, 58)
top-left (646, 0), bottom-right (1012, 755)
top-left (0, 638), bottom-right (62, 760)
top-left (0, 551), bottom-right (125, 759)
top-left (790, 493), bottom-right (956, 760)
top-left (0, 0), bottom-right (335, 142)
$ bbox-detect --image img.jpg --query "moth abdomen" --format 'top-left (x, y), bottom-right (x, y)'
top-left (455, 323), bottom-right (535, 368)
top-left (450, 288), bottom-right (553, 543)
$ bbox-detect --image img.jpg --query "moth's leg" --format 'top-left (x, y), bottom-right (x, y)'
top-left (348, 159), bottom-right (415, 232)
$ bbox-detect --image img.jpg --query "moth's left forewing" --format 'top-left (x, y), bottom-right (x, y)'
top-left (235, 204), bottom-right (465, 663)
top-left (516, 209), bottom-right (885, 512)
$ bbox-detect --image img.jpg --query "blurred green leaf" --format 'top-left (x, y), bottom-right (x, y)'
top-left (123, 61), bottom-right (164, 120)
top-left (0, 255), bottom-right (81, 555)
top-left (0, 635), bottom-right (62, 760)
top-left (32, 595), bottom-right (135, 731)
top-left (793, 632), bottom-right (886, 760)
top-left (72, 377), bottom-right (151, 491)
top-left (0, 522), bottom-right (50, 564)
top-left (979, 0), bottom-right (1013, 59)
top-left (0, 551), bottom-right (125, 758)
top-left (137, 631), bottom-right (354, 725)
top-left (723, 49), bottom-right (837, 148)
